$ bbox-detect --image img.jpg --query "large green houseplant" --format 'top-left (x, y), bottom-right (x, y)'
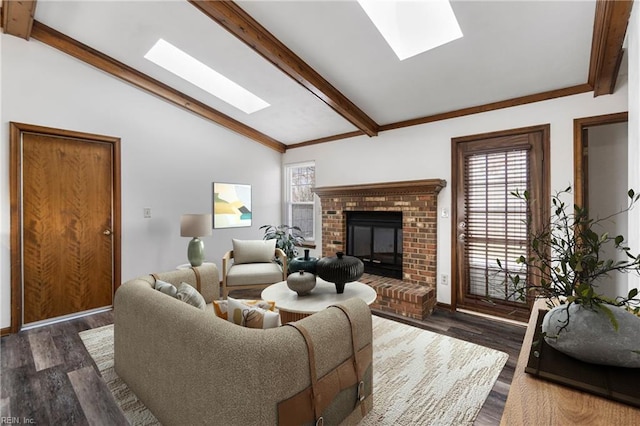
top-left (497, 187), bottom-right (640, 367)
top-left (260, 224), bottom-right (305, 264)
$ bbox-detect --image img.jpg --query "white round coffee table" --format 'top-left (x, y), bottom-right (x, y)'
top-left (261, 277), bottom-right (377, 323)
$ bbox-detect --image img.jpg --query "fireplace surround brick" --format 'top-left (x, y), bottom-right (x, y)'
top-left (314, 179), bottom-right (446, 320)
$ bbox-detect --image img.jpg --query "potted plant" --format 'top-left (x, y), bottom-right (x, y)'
top-left (497, 187), bottom-right (640, 367)
top-left (260, 224), bottom-right (305, 265)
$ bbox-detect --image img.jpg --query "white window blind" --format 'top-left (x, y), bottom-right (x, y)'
top-left (464, 149), bottom-right (529, 303)
top-left (285, 162), bottom-right (315, 240)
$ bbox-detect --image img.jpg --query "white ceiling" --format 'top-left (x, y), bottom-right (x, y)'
top-left (34, 0), bottom-right (598, 146)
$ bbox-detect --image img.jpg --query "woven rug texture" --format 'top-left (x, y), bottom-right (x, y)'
top-left (80, 315), bottom-right (508, 425)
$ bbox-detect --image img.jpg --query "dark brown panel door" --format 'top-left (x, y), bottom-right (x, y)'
top-left (22, 133), bottom-right (114, 324)
top-left (452, 125), bottom-right (549, 322)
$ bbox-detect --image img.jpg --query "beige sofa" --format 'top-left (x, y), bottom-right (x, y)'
top-left (114, 264), bottom-right (373, 425)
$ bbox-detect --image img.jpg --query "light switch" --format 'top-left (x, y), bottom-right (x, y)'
top-left (144, 207), bottom-right (152, 218)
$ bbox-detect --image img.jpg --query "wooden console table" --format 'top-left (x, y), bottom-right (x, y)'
top-left (501, 300), bottom-right (640, 425)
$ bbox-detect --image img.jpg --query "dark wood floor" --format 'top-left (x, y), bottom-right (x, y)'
top-left (1, 301), bottom-right (525, 425)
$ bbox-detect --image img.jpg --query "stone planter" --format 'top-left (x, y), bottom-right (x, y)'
top-left (542, 303), bottom-right (640, 368)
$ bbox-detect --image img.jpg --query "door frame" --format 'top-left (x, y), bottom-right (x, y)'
top-left (450, 124), bottom-right (550, 317)
top-left (573, 112), bottom-right (628, 210)
top-left (9, 122), bottom-right (121, 334)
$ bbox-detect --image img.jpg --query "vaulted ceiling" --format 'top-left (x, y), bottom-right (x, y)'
top-left (1, 1), bottom-right (633, 153)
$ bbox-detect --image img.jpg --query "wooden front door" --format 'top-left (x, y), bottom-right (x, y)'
top-left (10, 123), bottom-right (121, 330)
top-left (451, 125), bottom-right (549, 322)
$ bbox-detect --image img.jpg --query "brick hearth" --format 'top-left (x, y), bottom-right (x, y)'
top-left (314, 179), bottom-right (446, 320)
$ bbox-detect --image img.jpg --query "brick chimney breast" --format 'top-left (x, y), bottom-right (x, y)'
top-left (314, 179), bottom-right (446, 319)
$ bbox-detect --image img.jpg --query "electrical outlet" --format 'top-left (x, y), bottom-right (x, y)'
top-left (441, 274), bottom-right (449, 286)
top-left (441, 208), bottom-right (449, 218)
top-left (143, 207), bottom-right (152, 218)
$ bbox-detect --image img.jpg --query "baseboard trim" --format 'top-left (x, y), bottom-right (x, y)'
top-left (435, 302), bottom-right (452, 310)
top-left (20, 307), bottom-right (113, 332)
top-left (1, 327), bottom-right (11, 337)
top-left (457, 308), bottom-right (527, 327)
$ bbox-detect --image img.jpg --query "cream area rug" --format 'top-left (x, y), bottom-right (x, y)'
top-left (80, 316), bottom-right (508, 425)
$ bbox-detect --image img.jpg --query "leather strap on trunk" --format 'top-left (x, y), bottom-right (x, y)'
top-left (190, 266), bottom-right (202, 293)
top-left (330, 304), bottom-right (368, 417)
top-left (277, 305), bottom-right (372, 425)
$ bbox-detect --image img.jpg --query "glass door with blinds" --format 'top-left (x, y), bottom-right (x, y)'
top-left (452, 126), bottom-right (549, 322)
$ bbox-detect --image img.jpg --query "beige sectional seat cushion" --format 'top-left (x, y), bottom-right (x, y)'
top-left (232, 239), bottom-right (276, 264)
top-left (226, 263), bottom-right (283, 287)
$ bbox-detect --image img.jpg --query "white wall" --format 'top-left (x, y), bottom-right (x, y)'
top-left (284, 84), bottom-right (628, 305)
top-left (0, 35), bottom-right (283, 329)
top-left (628, 1), bottom-right (640, 297)
top-left (588, 123), bottom-right (628, 299)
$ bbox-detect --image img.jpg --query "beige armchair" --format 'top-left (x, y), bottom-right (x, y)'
top-left (222, 239), bottom-right (287, 298)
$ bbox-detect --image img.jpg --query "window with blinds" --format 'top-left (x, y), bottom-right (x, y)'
top-left (285, 162), bottom-right (315, 240)
top-left (464, 149), bottom-right (529, 303)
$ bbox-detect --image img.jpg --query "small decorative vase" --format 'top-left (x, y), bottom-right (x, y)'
top-left (286, 271), bottom-right (316, 296)
top-left (288, 249), bottom-right (319, 274)
top-left (315, 252), bottom-right (364, 294)
top-left (541, 303), bottom-right (640, 368)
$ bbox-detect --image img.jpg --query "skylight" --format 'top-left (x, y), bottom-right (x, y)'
top-left (144, 39), bottom-right (269, 114)
top-left (357, 0), bottom-right (463, 61)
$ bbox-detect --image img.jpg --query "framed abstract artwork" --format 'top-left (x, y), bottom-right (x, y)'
top-left (213, 182), bottom-right (252, 228)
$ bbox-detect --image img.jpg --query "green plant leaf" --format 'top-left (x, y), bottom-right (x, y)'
top-left (596, 304), bottom-right (619, 331)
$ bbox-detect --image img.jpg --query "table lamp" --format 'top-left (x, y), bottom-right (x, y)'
top-left (180, 214), bottom-right (212, 267)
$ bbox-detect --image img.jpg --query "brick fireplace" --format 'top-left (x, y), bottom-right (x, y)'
top-left (314, 179), bottom-right (446, 319)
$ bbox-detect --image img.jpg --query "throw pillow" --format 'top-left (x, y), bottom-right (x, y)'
top-left (154, 279), bottom-right (177, 298)
top-left (232, 239), bottom-right (276, 264)
top-left (176, 282), bottom-right (206, 310)
top-left (213, 298), bottom-right (276, 320)
top-left (227, 297), bottom-right (280, 329)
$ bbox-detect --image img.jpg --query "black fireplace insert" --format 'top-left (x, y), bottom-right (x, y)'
top-left (346, 211), bottom-right (402, 279)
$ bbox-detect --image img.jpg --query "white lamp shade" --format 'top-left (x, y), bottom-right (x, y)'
top-left (180, 214), bottom-right (213, 237)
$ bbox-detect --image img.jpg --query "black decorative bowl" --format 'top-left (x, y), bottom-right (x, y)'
top-left (316, 252), bottom-right (364, 294)
top-left (288, 249), bottom-right (319, 274)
